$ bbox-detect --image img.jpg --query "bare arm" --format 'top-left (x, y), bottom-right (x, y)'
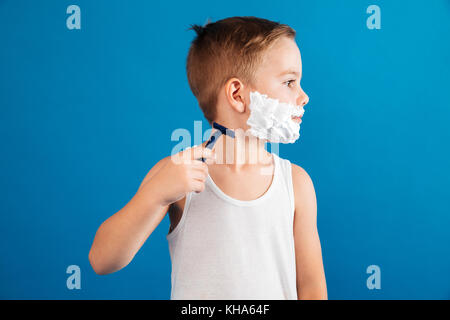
top-left (292, 164), bottom-right (327, 299)
top-left (88, 157), bottom-right (171, 275)
top-left (88, 145), bottom-right (214, 275)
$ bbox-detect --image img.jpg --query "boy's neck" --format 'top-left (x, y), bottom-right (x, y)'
top-left (211, 129), bottom-right (272, 170)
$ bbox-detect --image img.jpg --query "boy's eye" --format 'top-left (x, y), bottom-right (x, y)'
top-left (284, 79), bottom-right (296, 87)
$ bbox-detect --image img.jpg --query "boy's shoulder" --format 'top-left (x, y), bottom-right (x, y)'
top-left (273, 153), bottom-right (312, 183)
top-left (277, 155), bottom-right (315, 208)
top-left (284, 162), bottom-right (316, 212)
top-left (291, 162), bottom-right (312, 183)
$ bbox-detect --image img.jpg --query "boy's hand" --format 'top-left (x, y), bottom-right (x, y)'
top-left (148, 145), bottom-right (216, 207)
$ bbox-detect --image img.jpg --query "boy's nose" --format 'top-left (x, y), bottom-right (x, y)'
top-left (297, 88), bottom-right (309, 107)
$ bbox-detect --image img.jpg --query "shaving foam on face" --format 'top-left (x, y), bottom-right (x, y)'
top-left (246, 91), bottom-right (305, 143)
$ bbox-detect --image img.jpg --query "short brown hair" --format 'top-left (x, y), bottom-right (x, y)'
top-left (186, 16), bottom-right (296, 123)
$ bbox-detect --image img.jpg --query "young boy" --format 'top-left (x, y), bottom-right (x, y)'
top-left (89, 16), bottom-right (327, 300)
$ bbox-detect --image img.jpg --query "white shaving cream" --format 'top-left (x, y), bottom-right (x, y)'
top-left (246, 91), bottom-right (305, 143)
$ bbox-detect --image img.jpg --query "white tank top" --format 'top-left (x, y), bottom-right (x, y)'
top-left (166, 152), bottom-right (298, 299)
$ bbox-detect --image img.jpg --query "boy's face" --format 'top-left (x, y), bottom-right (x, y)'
top-left (244, 36), bottom-right (309, 125)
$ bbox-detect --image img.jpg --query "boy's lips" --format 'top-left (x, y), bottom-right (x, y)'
top-left (291, 115), bottom-right (302, 123)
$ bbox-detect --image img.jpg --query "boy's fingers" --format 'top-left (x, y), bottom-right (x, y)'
top-left (191, 180), bottom-right (206, 193)
top-left (191, 160), bottom-right (209, 170)
top-left (190, 169), bottom-right (207, 182)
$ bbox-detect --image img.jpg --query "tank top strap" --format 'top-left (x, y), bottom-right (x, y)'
top-left (272, 153), bottom-right (295, 218)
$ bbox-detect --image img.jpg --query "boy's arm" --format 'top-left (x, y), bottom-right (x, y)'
top-left (292, 164), bottom-right (327, 300)
top-left (88, 146), bottom-right (214, 275)
top-left (88, 157), bottom-right (171, 275)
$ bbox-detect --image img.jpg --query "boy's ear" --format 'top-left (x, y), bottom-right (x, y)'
top-left (225, 78), bottom-right (246, 114)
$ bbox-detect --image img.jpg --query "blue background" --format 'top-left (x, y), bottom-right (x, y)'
top-left (1, 0), bottom-right (449, 299)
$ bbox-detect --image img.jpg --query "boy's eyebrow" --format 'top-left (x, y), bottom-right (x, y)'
top-left (278, 69), bottom-right (301, 77)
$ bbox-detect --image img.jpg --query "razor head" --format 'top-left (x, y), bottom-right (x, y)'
top-left (212, 122), bottom-right (235, 138)
top-left (201, 122), bottom-right (236, 162)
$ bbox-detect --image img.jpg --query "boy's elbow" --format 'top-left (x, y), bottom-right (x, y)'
top-left (88, 248), bottom-right (131, 275)
top-left (89, 249), bottom-right (110, 276)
